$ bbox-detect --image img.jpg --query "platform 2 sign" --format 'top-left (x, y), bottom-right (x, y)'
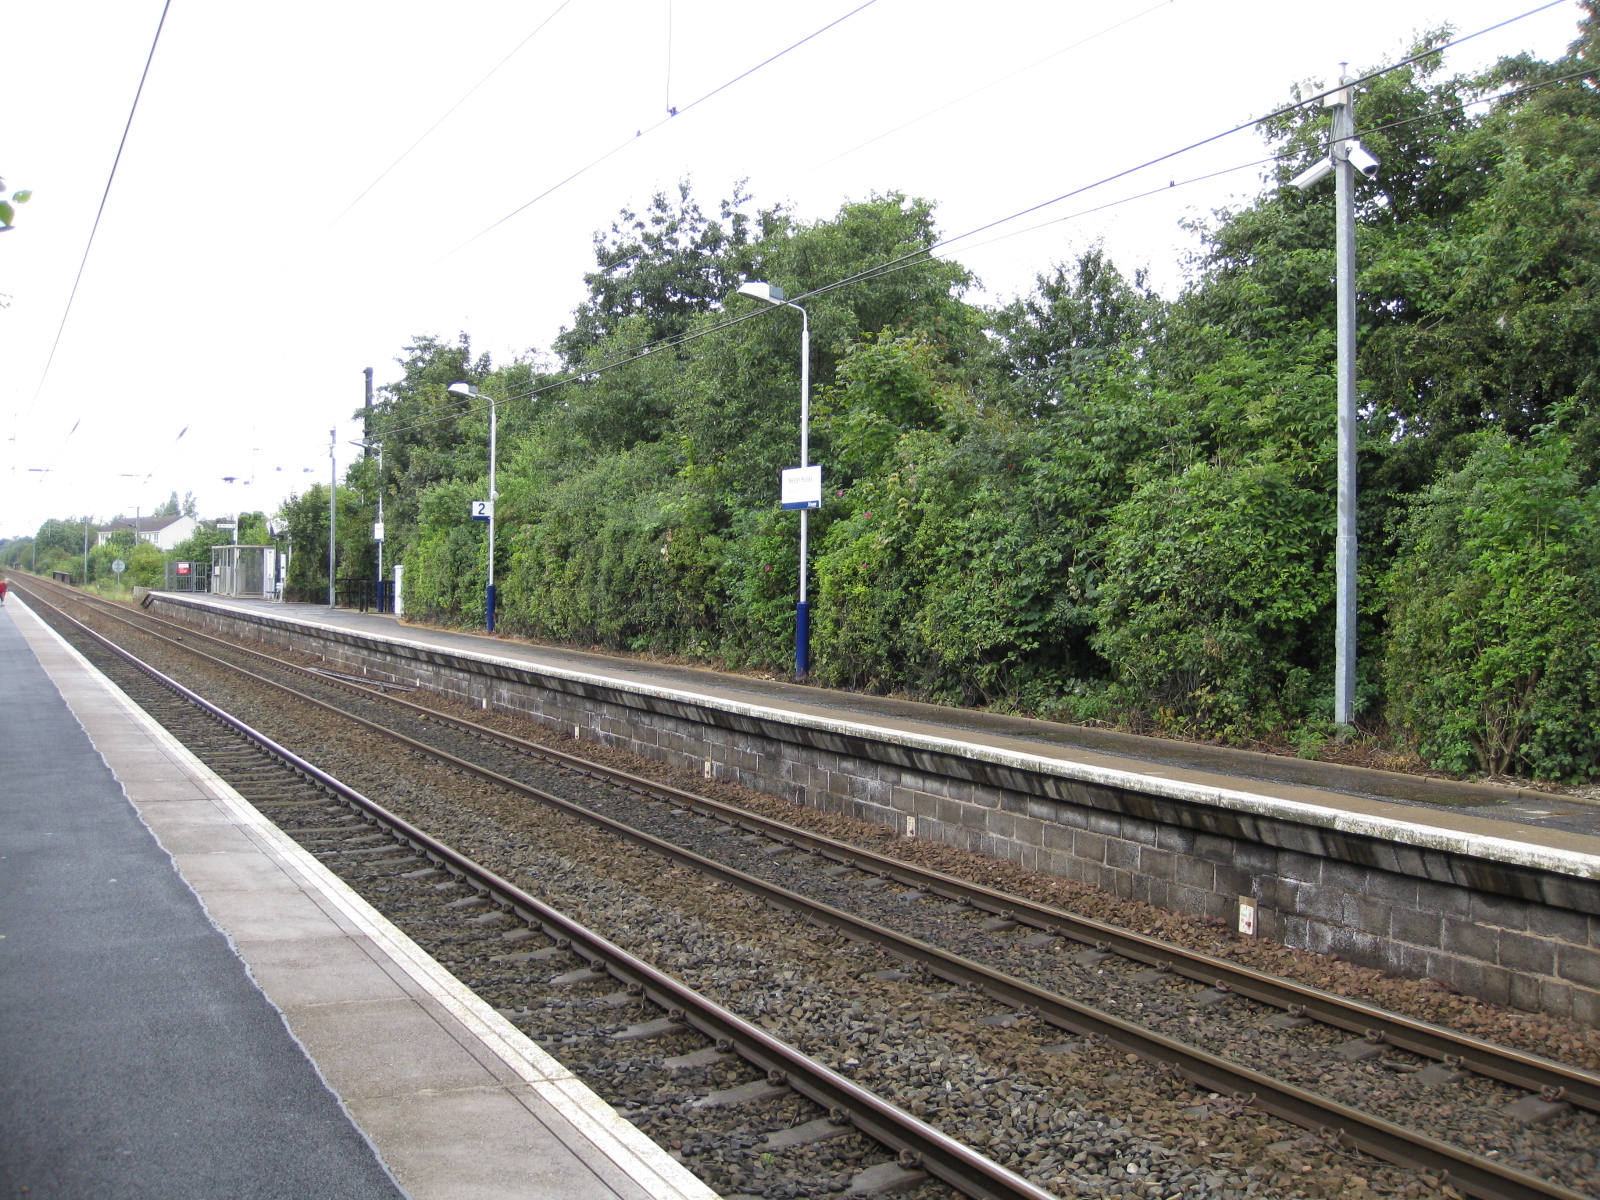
top-left (780, 466), bottom-right (822, 511)
top-left (469, 501), bottom-right (493, 522)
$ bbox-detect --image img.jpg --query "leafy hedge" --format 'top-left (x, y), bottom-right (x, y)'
top-left (1385, 421), bottom-right (1600, 779)
top-left (264, 16), bottom-right (1600, 781)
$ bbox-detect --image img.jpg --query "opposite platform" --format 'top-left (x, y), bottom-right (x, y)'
top-left (135, 588), bottom-right (1600, 1024)
top-left (0, 595), bottom-right (717, 1200)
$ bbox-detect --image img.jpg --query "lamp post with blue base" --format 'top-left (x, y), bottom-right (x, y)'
top-left (738, 280), bottom-right (815, 676)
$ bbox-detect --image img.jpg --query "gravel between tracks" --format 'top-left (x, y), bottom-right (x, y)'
top-left (39, 594), bottom-right (1596, 1199)
top-left (128, 597), bottom-right (1598, 1074)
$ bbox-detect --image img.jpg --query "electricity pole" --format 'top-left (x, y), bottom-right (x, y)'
top-left (363, 367), bottom-right (374, 455)
top-left (328, 428), bottom-right (337, 608)
top-left (1331, 69), bottom-right (1358, 728)
top-left (376, 441), bottom-right (384, 609)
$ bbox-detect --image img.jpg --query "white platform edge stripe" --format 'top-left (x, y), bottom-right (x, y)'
top-left (12, 596), bottom-right (719, 1200)
top-left (174, 596), bottom-right (1600, 882)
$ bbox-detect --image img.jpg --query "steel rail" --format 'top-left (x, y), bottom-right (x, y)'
top-left (19, 585), bottom-right (1057, 1200)
top-left (22, 574), bottom-right (1600, 1117)
top-left (17, 581), bottom-right (1589, 1200)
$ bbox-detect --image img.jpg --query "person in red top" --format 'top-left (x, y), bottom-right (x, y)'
top-left (0, 579), bottom-right (8, 604)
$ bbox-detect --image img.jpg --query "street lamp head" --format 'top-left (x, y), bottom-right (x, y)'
top-left (447, 382), bottom-right (480, 397)
top-left (737, 280), bottom-right (785, 305)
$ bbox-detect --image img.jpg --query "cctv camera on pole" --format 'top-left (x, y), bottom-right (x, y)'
top-left (1289, 157), bottom-right (1334, 189)
top-left (1286, 69), bottom-right (1378, 730)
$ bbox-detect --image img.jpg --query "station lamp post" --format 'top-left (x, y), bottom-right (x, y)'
top-left (738, 280), bottom-right (815, 676)
top-left (448, 382), bottom-right (497, 633)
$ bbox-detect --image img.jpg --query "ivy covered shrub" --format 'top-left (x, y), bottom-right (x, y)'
top-left (1384, 422), bottom-right (1600, 779)
top-left (1094, 459), bottom-right (1332, 736)
top-left (812, 333), bottom-right (1096, 705)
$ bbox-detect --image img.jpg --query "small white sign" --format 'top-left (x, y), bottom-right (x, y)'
top-left (111, 558), bottom-right (126, 575)
top-left (469, 500), bottom-right (493, 521)
top-left (781, 465), bottom-right (822, 510)
top-left (1238, 896), bottom-right (1257, 937)
top-left (372, 521), bottom-right (385, 542)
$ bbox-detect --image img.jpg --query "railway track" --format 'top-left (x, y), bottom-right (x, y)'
top-left (13, 575), bottom-right (1598, 1200)
top-left (17, 582), bottom-right (1041, 1200)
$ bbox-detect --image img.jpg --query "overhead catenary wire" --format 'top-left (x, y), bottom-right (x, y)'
top-left (665, 0), bottom-right (674, 114)
top-left (33, 419), bottom-right (82, 485)
top-left (328, 0), bottom-right (578, 227)
top-left (722, 0), bottom-right (1581, 314)
top-left (376, 0), bottom-right (1578, 441)
top-left (957, 65), bottom-right (1600, 260)
top-left (437, 0), bottom-right (882, 261)
top-left (22, 0), bottom-right (173, 424)
top-left (814, 0), bottom-right (1180, 171)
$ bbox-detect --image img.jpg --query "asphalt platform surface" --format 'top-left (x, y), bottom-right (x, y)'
top-left (0, 602), bottom-right (403, 1200)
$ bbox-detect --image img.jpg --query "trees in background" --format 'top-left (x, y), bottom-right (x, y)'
top-left (260, 11), bottom-right (1600, 779)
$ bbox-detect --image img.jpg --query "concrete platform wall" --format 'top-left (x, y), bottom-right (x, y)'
top-left (151, 594), bottom-right (1600, 1026)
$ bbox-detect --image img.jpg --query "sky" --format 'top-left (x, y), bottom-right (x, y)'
top-left (0, 0), bottom-right (1587, 536)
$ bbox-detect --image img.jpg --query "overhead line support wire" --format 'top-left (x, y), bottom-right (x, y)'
top-left (437, 0), bottom-right (882, 261)
top-left (815, 0), bottom-right (1178, 170)
top-left (23, 0), bottom-right (174, 424)
top-left (329, 0), bottom-right (578, 227)
top-left (394, 0), bottom-right (1580, 437)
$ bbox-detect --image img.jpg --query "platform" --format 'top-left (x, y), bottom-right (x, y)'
top-left (0, 596), bottom-right (717, 1200)
top-left (110, 589), bottom-right (1600, 1023)
top-left (163, 592), bottom-right (1600, 852)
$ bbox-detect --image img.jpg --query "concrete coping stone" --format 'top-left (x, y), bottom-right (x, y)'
top-left (152, 594), bottom-right (1600, 885)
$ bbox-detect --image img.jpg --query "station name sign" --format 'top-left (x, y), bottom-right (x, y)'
top-left (780, 466), bottom-right (822, 511)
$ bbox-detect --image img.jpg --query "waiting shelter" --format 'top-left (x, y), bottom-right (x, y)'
top-left (210, 544), bottom-right (278, 599)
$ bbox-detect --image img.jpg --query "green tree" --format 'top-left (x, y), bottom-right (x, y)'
top-left (1386, 420), bottom-right (1600, 779)
top-left (553, 180), bottom-right (759, 365)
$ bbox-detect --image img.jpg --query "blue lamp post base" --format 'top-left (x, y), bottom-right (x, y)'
top-left (486, 583), bottom-right (496, 634)
top-left (795, 600), bottom-right (809, 676)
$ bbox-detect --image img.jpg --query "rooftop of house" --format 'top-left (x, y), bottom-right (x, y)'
top-left (99, 514), bottom-right (190, 533)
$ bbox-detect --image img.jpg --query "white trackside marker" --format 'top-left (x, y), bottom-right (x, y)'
top-left (1238, 897), bottom-right (1257, 937)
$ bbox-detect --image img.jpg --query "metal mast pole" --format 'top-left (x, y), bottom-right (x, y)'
top-left (796, 305), bottom-right (811, 676)
top-left (486, 396), bottom-right (497, 634)
top-left (376, 442), bottom-right (384, 609)
top-left (1331, 69), bottom-right (1359, 727)
top-left (328, 428), bottom-right (337, 608)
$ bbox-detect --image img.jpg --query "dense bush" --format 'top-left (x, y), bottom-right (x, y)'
top-left (250, 15), bottom-right (1600, 780)
top-left (1385, 422), bottom-right (1600, 779)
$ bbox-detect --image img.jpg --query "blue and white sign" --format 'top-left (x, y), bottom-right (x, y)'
top-left (470, 500), bottom-right (493, 522)
top-left (780, 465), bottom-right (822, 511)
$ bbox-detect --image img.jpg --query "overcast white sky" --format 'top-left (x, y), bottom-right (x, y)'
top-left (0, 0), bottom-right (1584, 536)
